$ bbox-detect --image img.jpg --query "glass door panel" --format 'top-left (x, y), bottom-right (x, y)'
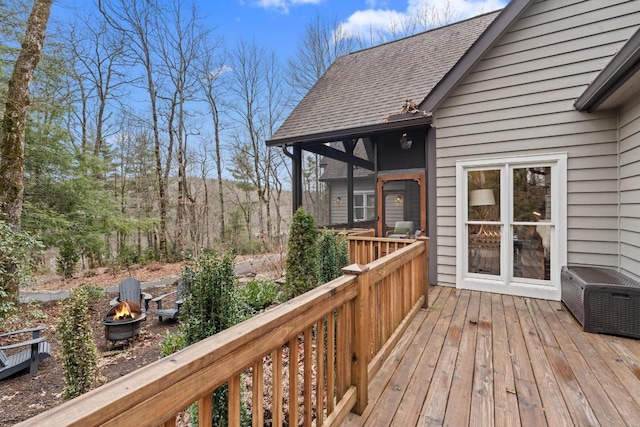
top-left (466, 169), bottom-right (501, 276)
top-left (512, 166), bottom-right (551, 281)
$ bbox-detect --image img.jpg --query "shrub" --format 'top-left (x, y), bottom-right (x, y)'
top-left (284, 208), bottom-right (318, 300)
top-left (318, 230), bottom-right (341, 284)
top-left (337, 234), bottom-right (349, 272)
top-left (160, 329), bottom-right (186, 357)
top-left (238, 278), bottom-right (280, 315)
top-left (0, 219), bottom-right (43, 308)
top-left (57, 286), bottom-right (101, 400)
top-left (57, 238), bottom-right (80, 279)
top-left (161, 251), bottom-right (247, 426)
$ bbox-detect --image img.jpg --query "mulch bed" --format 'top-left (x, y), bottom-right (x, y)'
top-left (0, 283), bottom-right (180, 426)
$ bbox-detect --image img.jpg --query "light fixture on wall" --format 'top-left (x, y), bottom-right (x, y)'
top-left (395, 195), bottom-right (403, 203)
top-left (335, 196), bottom-right (341, 204)
top-left (469, 188), bottom-right (495, 235)
top-left (400, 133), bottom-right (412, 150)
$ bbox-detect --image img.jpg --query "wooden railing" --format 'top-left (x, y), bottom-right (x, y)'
top-left (348, 235), bottom-right (418, 265)
top-left (19, 238), bottom-right (428, 427)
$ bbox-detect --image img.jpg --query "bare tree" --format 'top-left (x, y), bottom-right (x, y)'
top-left (286, 12), bottom-right (358, 103)
top-left (0, 0), bottom-right (52, 231)
top-left (197, 41), bottom-right (227, 243)
top-left (229, 39), bottom-right (267, 241)
top-left (155, 0), bottom-right (208, 256)
top-left (64, 12), bottom-right (129, 155)
top-left (98, 0), bottom-right (172, 260)
top-left (262, 51), bottom-right (289, 242)
top-left (386, 1), bottom-right (459, 40)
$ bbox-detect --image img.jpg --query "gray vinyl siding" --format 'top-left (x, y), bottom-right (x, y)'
top-left (328, 180), bottom-right (375, 225)
top-left (619, 97), bottom-right (640, 282)
top-left (433, 0), bottom-right (640, 287)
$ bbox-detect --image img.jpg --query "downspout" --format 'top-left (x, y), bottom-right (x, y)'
top-left (617, 112), bottom-right (621, 272)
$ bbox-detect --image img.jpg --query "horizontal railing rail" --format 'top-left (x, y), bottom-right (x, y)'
top-left (348, 234), bottom-right (419, 265)
top-left (19, 238), bottom-right (428, 427)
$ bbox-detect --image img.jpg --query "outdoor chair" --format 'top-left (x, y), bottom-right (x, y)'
top-left (0, 326), bottom-right (51, 380)
top-left (109, 277), bottom-right (152, 312)
top-left (386, 221), bottom-right (415, 238)
top-left (151, 279), bottom-right (184, 322)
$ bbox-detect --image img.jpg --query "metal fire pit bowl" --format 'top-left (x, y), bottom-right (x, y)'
top-left (102, 301), bottom-right (146, 346)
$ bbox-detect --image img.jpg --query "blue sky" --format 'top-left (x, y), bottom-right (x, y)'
top-left (50, 0), bottom-right (507, 61)
top-left (202, 0), bottom-right (508, 59)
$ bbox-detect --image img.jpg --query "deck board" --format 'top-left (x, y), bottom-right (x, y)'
top-left (342, 287), bottom-right (640, 426)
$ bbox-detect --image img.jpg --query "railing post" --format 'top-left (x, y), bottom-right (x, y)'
top-left (342, 263), bottom-right (370, 415)
top-left (418, 236), bottom-right (429, 308)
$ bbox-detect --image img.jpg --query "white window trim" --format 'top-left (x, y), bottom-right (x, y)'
top-left (353, 191), bottom-right (375, 221)
top-left (455, 153), bottom-right (567, 300)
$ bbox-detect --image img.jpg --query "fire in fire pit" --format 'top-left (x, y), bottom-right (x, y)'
top-left (103, 301), bottom-right (146, 346)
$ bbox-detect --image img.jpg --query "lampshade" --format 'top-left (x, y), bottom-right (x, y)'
top-left (469, 189), bottom-right (495, 206)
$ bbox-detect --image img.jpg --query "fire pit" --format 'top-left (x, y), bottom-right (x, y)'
top-left (102, 301), bottom-right (146, 347)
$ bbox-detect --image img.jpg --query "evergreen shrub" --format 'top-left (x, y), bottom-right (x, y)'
top-left (284, 207), bottom-right (318, 300)
top-left (57, 286), bottom-right (102, 400)
top-left (160, 251), bottom-right (248, 426)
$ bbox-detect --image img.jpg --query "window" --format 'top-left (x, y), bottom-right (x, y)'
top-left (353, 192), bottom-right (375, 221)
top-left (456, 153), bottom-right (566, 300)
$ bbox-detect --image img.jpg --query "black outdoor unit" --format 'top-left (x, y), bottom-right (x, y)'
top-left (561, 266), bottom-right (640, 339)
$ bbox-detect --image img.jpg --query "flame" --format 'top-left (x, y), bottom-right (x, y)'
top-left (113, 301), bottom-right (136, 320)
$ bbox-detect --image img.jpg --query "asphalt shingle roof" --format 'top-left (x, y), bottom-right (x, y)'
top-left (270, 11), bottom-right (500, 145)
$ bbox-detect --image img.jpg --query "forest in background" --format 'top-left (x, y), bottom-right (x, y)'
top-left (0, 0), bottom-right (458, 277)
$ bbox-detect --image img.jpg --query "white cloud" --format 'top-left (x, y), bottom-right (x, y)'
top-left (339, 0), bottom-right (506, 39)
top-left (254, 0), bottom-right (323, 14)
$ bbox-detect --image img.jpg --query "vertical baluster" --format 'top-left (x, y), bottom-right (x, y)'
top-left (316, 318), bottom-right (325, 425)
top-left (336, 305), bottom-right (348, 400)
top-left (273, 347), bottom-right (283, 426)
top-left (252, 361), bottom-right (264, 427)
top-left (198, 393), bottom-right (212, 427)
top-left (304, 326), bottom-right (313, 426)
top-left (288, 337), bottom-right (299, 427)
top-left (327, 311), bottom-right (336, 415)
top-left (228, 376), bottom-right (240, 427)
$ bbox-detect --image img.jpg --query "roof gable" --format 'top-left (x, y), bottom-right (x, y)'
top-left (269, 11), bottom-right (500, 146)
top-left (419, 0), bottom-right (533, 113)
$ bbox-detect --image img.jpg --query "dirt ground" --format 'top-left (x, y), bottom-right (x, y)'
top-left (0, 263), bottom-right (186, 426)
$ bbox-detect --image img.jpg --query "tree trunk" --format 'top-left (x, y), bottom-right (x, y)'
top-left (0, 0), bottom-right (52, 231)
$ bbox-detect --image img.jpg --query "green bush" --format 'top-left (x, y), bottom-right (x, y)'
top-left (318, 230), bottom-right (340, 284)
top-left (238, 279), bottom-right (280, 314)
top-left (57, 238), bottom-right (80, 279)
top-left (57, 286), bottom-right (100, 400)
top-left (160, 329), bottom-right (187, 357)
top-left (0, 219), bottom-right (43, 308)
top-left (284, 208), bottom-right (318, 300)
top-left (161, 251), bottom-right (248, 426)
top-left (0, 288), bottom-right (16, 320)
top-left (337, 234), bottom-right (349, 272)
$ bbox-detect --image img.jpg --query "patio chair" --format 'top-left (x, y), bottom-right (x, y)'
top-left (0, 326), bottom-right (51, 380)
top-left (386, 221), bottom-right (415, 238)
top-left (151, 279), bottom-right (184, 322)
top-left (109, 277), bottom-right (152, 312)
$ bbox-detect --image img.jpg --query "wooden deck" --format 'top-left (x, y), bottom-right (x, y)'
top-left (342, 286), bottom-right (640, 426)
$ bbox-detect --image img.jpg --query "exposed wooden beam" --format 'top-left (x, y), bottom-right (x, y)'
top-left (304, 143), bottom-right (374, 171)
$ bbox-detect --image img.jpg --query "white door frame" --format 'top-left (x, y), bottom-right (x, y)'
top-left (455, 153), bottom-right (567, 300)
